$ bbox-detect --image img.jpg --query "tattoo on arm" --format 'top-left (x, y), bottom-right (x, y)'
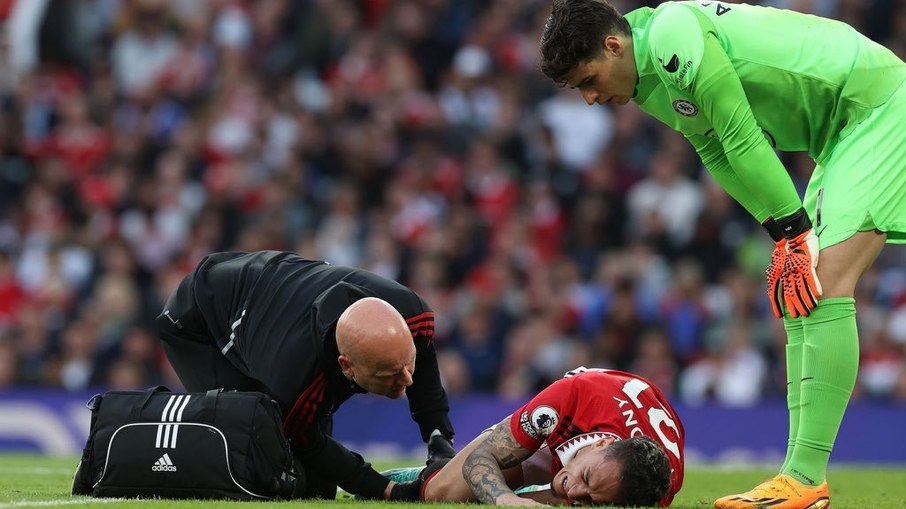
top-left (463, 416), bottom-right (534, 504)
top-left (463, 450), bottom-right (512, 504)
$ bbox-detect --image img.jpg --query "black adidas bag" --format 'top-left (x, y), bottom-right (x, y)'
top-left (72, 386), bottom-right (297, 500)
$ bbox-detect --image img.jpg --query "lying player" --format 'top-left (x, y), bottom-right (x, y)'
top-left (390, 367), bottom-right (684, 507)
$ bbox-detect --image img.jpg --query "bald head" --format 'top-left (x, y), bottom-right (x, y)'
top-left (337, 297), bottom-right (411, 355)
top-left (336, 297), bottom-right (416, 398)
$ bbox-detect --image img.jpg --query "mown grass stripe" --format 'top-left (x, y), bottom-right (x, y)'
top-left (0, 467), bottom-right (74, 476)
top-left (0, 499), bottom-right (124, 508)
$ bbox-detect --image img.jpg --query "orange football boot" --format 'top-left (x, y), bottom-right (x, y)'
top-left (714, 474), bottom-right (830, 509)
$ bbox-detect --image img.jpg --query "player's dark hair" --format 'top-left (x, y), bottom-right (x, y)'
top-left (540, 0), bottom-right (631, 87)
top-left (603, 436), bottom-right (671, 507)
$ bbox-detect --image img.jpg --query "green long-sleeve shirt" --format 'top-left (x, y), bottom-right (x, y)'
top-left (626, 1), bottom-right (906, 222)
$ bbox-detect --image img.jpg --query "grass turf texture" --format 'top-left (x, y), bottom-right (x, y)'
top-left (1, 455), bottom-right (904, 509)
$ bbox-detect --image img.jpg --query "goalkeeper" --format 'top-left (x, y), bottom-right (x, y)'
top-left (539, 1), bottom-right (906, 509)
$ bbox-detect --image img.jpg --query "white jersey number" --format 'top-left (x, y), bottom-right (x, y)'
top-left (619, 378), bottom-right (681, 459)
top-left (564, 367), bottom-right (681, 459)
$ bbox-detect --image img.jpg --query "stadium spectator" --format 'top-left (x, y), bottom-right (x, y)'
top-left (679, 323), bottom-right (768, 407)
top-left (156, 250), bottom-right (455, 500)
top-left (110, 3), bottom-right (179, 100)
top-left (0, 337), bottom-right (17, 388)
top-left (626, 149), bottom-right (704, 251)
top-left (629, 328), bottom-right (677, 396)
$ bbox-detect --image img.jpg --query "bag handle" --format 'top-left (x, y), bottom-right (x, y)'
top-left (128, 386), bottom-right (171, 420)
top-left (202, 388), bottom-right (223, 420)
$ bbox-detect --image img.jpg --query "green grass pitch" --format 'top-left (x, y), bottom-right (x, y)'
top-left (1, 454), bottom-right (904, 509)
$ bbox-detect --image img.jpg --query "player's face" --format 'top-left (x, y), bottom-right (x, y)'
top-left (551, 438), bottom-right (622, 506)
top-left (352, 350), bottom-right (416, 399)
top-left (564, 36), bottom-right (637, 107)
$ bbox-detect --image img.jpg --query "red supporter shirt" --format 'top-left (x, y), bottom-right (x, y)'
top-left (509, 368), bottom-right (685, 506)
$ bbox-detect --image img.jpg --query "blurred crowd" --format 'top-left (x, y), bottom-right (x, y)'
top-left (0, 0), bottom-right (905, 406)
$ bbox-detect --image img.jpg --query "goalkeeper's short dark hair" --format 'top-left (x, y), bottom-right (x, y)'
top-left (539, 0), bottom-right (631, 86)
top-left (603, 436), bottom-right (671, 507)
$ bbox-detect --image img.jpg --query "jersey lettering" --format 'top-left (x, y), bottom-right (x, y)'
top-left (698, 1), bottom-right (732, 16)
top-left (622, 409), bottom-right (639, 428)
top-left (619, 379), bottom-right (681, 459)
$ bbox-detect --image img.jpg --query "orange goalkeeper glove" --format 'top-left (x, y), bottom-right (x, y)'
top-left (763, 217), bottom-right (786, 318)
top-left (777, 208), bottom-right (823, 318)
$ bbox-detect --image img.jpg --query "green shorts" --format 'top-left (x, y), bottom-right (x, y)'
top-left (804, 80), bottom-right (906, 249)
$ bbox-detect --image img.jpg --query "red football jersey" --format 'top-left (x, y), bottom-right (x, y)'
top-left (509, 368), bottom-right (685, 506)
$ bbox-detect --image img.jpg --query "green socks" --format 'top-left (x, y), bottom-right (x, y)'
top-left (780, 315), bottom-right (804, 473)
top-left (783, 297), bottom-right (859, 486)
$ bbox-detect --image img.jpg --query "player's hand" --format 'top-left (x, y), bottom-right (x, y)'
top-left (777, 209), bottom-right (822, 317)
top-left (766, 239), bottom-right (786, 318)
top-left (496, 492), bottom-right (549, 506)
top-left (763, 218), bottom-right (786, 319)
top-left (388, 479), bottom-right (423, 501)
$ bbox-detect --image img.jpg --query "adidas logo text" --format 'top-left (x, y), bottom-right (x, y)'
top-left (152, 453), bottom-right (177, 472)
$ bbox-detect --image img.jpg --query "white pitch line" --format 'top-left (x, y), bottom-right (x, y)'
top-left (0, 500), bottom-right (125, 509)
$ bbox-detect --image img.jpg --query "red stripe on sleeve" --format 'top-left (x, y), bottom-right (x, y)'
top-left (283, 373), bottom-right (327, 445)
top-left (406, 319), bottom-right (435, 332)
top-left (405, 311), bottom-right (434, 324)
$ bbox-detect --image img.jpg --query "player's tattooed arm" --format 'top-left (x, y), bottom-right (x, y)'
top-left (463, 416), bottom-right (537, 505)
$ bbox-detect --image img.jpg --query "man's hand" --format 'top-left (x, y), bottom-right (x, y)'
top-left (763, 218), bottom-right (786, 318)
top-left (387, 479), bottom-right (423, 501)
top-left (767, 239), bottom-right (786, 317)
top-left (777, 209), bottom-right (822, 318)
top-left (783, 229), bottom-right (822, 317)
top-left (426, 429), bottom-right (456, 468)
top-left (421, 429), bottom-right (455, 487)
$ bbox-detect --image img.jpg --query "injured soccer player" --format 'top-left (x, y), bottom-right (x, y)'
top-left (384, 367), bottom-right (685, 507)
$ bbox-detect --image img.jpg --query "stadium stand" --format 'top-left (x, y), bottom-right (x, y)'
top-left (0, 0), bottom-right (904, 410)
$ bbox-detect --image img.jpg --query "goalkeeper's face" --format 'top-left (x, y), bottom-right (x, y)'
top-left (563, 35), bottom-right (637, 107)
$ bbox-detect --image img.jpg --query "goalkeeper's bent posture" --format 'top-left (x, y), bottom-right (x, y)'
top-left (540, 1), bottom-right (906, 509)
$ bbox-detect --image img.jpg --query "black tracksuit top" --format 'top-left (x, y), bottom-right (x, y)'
top-left (186, 250), bottom-right (453, 498)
